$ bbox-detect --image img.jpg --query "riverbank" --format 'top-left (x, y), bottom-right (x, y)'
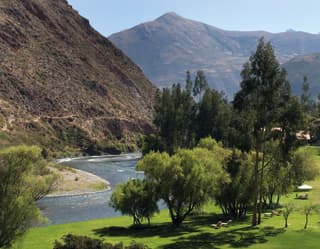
top-left (48, 166), bottom-right (110, 197)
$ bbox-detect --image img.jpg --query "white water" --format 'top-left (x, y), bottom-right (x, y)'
top-left (38, 153), bottom-right (142, 225)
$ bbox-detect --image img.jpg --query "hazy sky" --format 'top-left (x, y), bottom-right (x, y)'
top-left (67, 0), bottom-right (320, 37)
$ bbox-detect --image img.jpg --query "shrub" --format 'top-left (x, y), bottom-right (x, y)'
top-left (53, 234), bottom-right (149, 249)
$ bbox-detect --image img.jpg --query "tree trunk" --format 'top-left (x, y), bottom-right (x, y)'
top-left (172, 216), bottom-right (183, 227)
top-left (276, 194), bottom-right (281, 207)
top-left (258, 136), bottom-right (266, 224)
top-left (285, 217), bottom-right (288, 228)
top-left (304, 214), bottom-right (309, 229)
top-left (252, 148), bottom-right (260, 226)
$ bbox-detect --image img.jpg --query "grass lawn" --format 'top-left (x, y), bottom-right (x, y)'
top-left (13, 146), bottom-right (320, 249)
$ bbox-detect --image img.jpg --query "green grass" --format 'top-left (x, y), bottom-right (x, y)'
top-left (13, 146), bottom-right (320, 249)
top-left (90, 182), bottom-right (109, 191)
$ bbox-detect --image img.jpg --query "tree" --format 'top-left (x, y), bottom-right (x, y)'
top-left (141, 134), bottom-right (164, 155)
top-left (153, 84), bottom-right (196, 154)
top-left (300, 76), bottom-right (313, 114)
top-left (197, 89), bottom-right (231, 143)
top-left (148, 71), bottom-right (232, 154)
top-left (260, 141), bottom-right (293, 208)
top-left (282, 203), bottom-right (295, 228)
top-left (193, 70), bottom-right (208, 102)
top-left (233, 37), bottom-right (295, 226)
top-left (185, 70), bottom-right (193, 94)
top-left (0, 146), bottom-right (56, 248)
top-left (302, 203), bottom-right (319, 229)
top-left (262, 162), bottom-right (291, 208)
top-left (110, 179), bottom-right (159, 225)
top-left (137, 139), bottom-right (228, 226)
top-left (291, 148), bottom-right (320, 186)
top-left (214, 150), bottom-right (254, 218)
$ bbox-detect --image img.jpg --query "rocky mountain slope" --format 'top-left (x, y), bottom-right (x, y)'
top-left (0, 0), bottom-right (155, 156)
top-left (283, 53), bottom-right (320, 97)
top-left (109, 12), bottom-right (320, 98)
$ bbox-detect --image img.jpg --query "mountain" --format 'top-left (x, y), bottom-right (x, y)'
top-left (0, 0), bottom-right (155, 156)
top-left (109, 12), bottom-right (320, 97)
top-left (283, 53), bottom-right (320, 97)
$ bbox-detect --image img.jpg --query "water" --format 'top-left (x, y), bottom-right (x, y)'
top-left (37, 153), bottom-right (142, 225)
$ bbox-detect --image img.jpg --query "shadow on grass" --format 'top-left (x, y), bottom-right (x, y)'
top-left (93, 213), bottom-right (284, 249)
top-left (187, 212), bottom-right (251, 227)
top-left (161, 226), bottom-right (285, 249)
top-left (93, 223), bottom-right (199, 238)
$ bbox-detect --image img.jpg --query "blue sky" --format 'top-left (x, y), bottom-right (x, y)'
top-left (67, 0), bottom-right (320, 37)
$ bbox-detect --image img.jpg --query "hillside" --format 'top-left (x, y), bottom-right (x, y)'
top-left (0, 0), bottom-right (155, 156)
top-left (109, 12), bottom-right (320, 97)
top-left (283, 53), bottom-right (320, 97)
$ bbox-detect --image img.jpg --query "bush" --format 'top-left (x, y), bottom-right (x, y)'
top-left (53, 234), bottom-right (149, 249)
top-left (110, 179), bottom-right (159, 225)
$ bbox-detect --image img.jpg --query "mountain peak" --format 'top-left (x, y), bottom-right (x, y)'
top-left (156, 12), bottom-right (183, 22)
top-left (110, 12), bottom-right (320, 99)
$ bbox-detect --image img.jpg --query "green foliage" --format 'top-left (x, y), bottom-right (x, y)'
top-left (291, 147), bottom-right (320, 186)
top-left (301, 202), bottom-right (320, 229)
top-left (261, 141), bottom-right (294, 208)
top-left (232, 37), bottom-right (304, 225)
top-left (278, 96), bottom-right (305, 157)
top-left (53, 234), bottom-right (113, 249)
top-left (185, 70), bottom-right (193, 94)
top-left (197, 89), bottom-right (231, 143)
top-left (137, 140), bottom-right (228, 226)
top-left (197, 136), bottom-right (230, 160)
top-left (193, 70), bottom-right (208, 101)
top-left (0, 146), bottom-right (56, 248)
top-left (214, 150), bottom-right (254, 218)
top-left (300, 75), bottom-right (316, 115)
top-left (282, 202), bottom-right (296, 228)
top-left (149, 72), bottom-right (231, 155)
top-left (141, 134), bottom-right (164, 155)
top-left (53, 234), bottom-right (149, 249)
top-left (110, 179), bottom-right (159, 225)
top-left (153, 84), bottom-right (196, 154)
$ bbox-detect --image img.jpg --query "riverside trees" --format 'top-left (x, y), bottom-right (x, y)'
top-left (110, 179), bottom-right (159, 225)
top-left (137, 138), bottom-right (229, 226)
top-left (143, 71), bottom-right (230, 155)
top-left (0, 146), bottom-right (56, 248)
top-left (214, 150), bottom-right (254, 218)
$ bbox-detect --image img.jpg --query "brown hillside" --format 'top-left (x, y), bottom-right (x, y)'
top-left (0, 0), bottom-right (155, 156)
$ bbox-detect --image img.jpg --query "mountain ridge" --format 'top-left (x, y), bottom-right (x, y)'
top-left (284, 53), bottom-right (320, 96)
top-left (109, 12), bottom-right (320, 97)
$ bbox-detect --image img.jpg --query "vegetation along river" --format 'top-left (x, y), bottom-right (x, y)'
top-left (37, 153), bottom-right (143, 225)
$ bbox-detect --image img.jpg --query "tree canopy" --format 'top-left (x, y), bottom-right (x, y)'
top-left (110, 179), bottom-right (159, 225)
top-left (137, 137), bottom-right (229, 226)
top-left (233, 37), bottom-right (304, 225)
top-left (0, 146), bottom-right (56, 248)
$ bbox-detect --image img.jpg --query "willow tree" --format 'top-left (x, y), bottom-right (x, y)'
top-left (233, 38), bottom-right (294, 226)
top-left (137, 138), bottom-right (229, 226)
top-left (110, 179), bottom-right (159, 225)
top-left (0, 146), bottom-right (56, 248)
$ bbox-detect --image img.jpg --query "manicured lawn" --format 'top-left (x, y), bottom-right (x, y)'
top-left (13, 210), bottom-right (320, 249)
top-left (13, 146), bottom-right (320, 249)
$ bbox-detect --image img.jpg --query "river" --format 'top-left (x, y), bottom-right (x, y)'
top-left (37, 153), bottom-right (142, 225)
